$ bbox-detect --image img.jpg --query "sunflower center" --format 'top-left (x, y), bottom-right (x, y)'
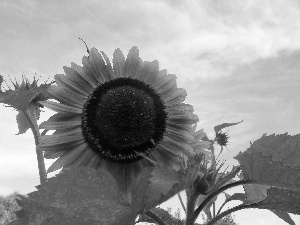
top-left (96, 86), bottom-right (155, 147)
top-left (81, 77), bottom-right (167, 162)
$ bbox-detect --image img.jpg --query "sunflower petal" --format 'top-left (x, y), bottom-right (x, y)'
top-left (154, 72), bottom-right (177, 94)
top-left (44, 151), bottom-right (64, 159)
top-left (163, 88), bottom-right (187, 106)
top-left (39, 139), bottom-right (85, 152)
top-left (39, 114), bottom-right (81, 130)
top-left (163, 135), bottom-right (194, 155)
top-left (124, 46), bottom-right (140, 78)
top-left (55, 74), bottom-right (89, 98)
top-left (71, 62), bottom-right (98, 89)
top-left (39, 101), bottom-right (82, 114)
top-left (63, 66), bottom-right (94, 93)
top-left (47, 142), bottom-right (88, 173)
top-left (89, 48), bottom-right (111, 82)
top-left (39, 132), bottom-right (83, 146)
top-left (113, 48), bottom-right (125, 78)
top-left (166, 103), bottom-right (194, 114)
top-left (49, 127), bottom-right (82, 137)
top-left (101, 51), bottom-right (114, 79)
top-left (138, 60), bottom-right (159, 86)
top-left (82, 56), bottom-right (99, 86)
top-left (167, 114), bottom-right (199, 125)
top-left (166, 127), bottom-right (195, 142)
top-left (47, 85), bottom-right (84, 108)
top-left (66, 147), bottom-right (95, 167)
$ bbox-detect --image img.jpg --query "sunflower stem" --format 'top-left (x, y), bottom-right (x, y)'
top-left (178, 192), bottom-right (187, 214)
top-left (145, 211), bottom-right (167, 225)
top-left (206, 203), bottom-right (257, 225)
top-left (185, 189), bottom-right (200, 225)
top-left (23, 106), bottom-right (47, 185)
top-left (190, 180), bottom-right (252, 224)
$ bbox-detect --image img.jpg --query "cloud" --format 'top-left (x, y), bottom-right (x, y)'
top-left (1, 0), bottom-right (300, 200)
top-left (187, 49), bottom-right (300, 160)
top-left (1, 0), bottom-right (299, 81)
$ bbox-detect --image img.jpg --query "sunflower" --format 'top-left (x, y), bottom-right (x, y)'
top-left (38, 46), bottom-right (199, 199)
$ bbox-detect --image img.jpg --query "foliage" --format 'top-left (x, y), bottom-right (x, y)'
top-left (0, 192), bottom-right (21, 225)
top-left (1, 58), bottom-right (300, 225)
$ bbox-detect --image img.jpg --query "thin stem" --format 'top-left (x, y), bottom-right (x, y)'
top-left (145, 211), bottom-right (167, 225)
top-left (216, 199), bottom-right (227, 216)
top-left (206, 203), bottom-right (258, 225)
top-left (23, 108), bottom-right (47, 184)
top-left (41, 129), bottom-right (49, 136)
top-left (190, 180), bottom-right (252, 224)
top-left (178, 192), bottom-right (187, 214)
top-left (185, 190), bottom-right (200, 225)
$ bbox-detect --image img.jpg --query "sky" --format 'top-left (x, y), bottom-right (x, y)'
top-left (0, 0), bottom-right (300, 224)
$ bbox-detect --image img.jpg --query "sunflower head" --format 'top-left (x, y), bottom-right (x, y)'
top-left (215, 131), bottom-right (229, 148)
top-left (0, 75), bottom-right (51, 111)
top-left (39, 46), bottom-right (199, 200)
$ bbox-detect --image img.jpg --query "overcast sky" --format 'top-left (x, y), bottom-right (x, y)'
top-left (1, 0), bottom-right (300, 224)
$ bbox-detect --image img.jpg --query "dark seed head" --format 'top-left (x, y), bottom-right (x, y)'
top-left (215, 131), bottom-right (229, 147)
top-left (81, 77), bottom-right (167, 162)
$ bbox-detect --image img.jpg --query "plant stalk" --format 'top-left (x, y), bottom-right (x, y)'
top-left (190, 180), bottom-right (252, 224)
top-left (185, 190), bottom-right (200, 225)
top-left (24, 108), bottom-right (47, 184)
top-left (178, 192), bottom-right (187, 214)
top-left (145, 211), bottom-right (167, 225)
top-left (206, 203), bottom-right (257, 225)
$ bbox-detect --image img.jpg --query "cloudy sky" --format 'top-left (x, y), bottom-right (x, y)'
top-left (1, 0), bottom-right (300, 224)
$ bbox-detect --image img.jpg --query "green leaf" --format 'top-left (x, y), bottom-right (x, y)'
top-left (245, 133), bottom-right (300, 168)
top-left (138, 207), bottom-right (184, 225)
top-left (235, 143), bottom-right (300, 190)
top-left (12, 167), bottom-right (138, 225)
top-left (270, 210), bottom-right (295, 225)
top-left (211, 166), bottom-right (241, 192)
top-left (0, 75), bottom-right (3, 90)
top-left (217, 193), bottom-right (245, 215)
top-left (0, 80), bottom-right (50, 111)
top-left (213, 120), bottom-right (243, 134)
top-left (243, 184), bottom-right (270, 204)
top-left (145, 166), bottom-right (182, 210)
top-left (254, 187), bottom-right (300, 219)
top-left (145, 155), bottom-right (202, 210)
top-left (16, 111), bottom-right (30, 135)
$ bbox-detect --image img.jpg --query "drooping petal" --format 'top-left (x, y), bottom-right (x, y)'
top-left (39, 114), bottom-right (81, 130)
top-left (39, 101), bottom-right (82, 114)
top-left (167, 114), bottom-right (199, 125)
top-left (165, 126), bottom-right (195, 142)
top-left (47, 85), bottom-right (85, 108)
top-left (163, 135), bottom-right (194, 155)
top-left (166, 103), bottom-right (194, 115)
top-left (39, 132), bottom-right (83, 146)
top-left (66, 147), bottom-right (96, 167)
top-left (44, 151), bottom-right (64, 159)
top-left (38, 139), bottom-right (85, 152)
top-left (47, 142), bottom-right (88, 173)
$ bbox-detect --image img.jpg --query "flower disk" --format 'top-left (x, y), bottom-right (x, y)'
top-left (38, 46), bottom-right (200, 196)
top-left (82, 77), bottom-right (167, 162)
